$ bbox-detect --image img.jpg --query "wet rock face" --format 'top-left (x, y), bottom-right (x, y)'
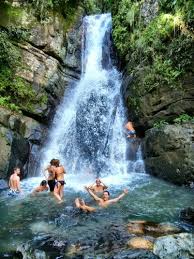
top-left (140, 0), bottom-right (159, 25)
top-left (0, 3), bottom-right (83, 178)
top-left (123, 75), bottom-right (194, 132)
top-left (153, 233), bottom-right (194, 259)
top-left (0, 2), bottom-right (83, 123)
top-left (142, 123), bottom-right (194, 185)
top-left (0, 107), bottom-right (46, 179)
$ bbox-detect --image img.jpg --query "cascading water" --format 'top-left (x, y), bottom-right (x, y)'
top-left (40, 13), bottom-right (144, 185)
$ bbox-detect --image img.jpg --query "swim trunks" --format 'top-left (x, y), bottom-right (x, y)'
top-left (127, 130), bottom-right (136, 136)
top-left (56, 180), bottom-right (66, 187)
top-left (48, 179), bottom-right (56, 192)
top-left (8, 189), bottom-right (19, 196)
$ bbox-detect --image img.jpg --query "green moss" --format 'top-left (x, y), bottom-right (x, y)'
top-left (0, 2), bottom-right (37, 29)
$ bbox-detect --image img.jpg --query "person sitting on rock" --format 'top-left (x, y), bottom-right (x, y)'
top-left (75, 198), bottom-right (96, 213)
top-left (85, 187), bottom-right (128, 208)
top-left (8, 167), bottom-right (22, 196)
top-left (32, 180), bottom-right (48, 195)
top-left (87, 178), bottom-right (108, 195)
top-left (125, 121), bottom-right (136, 138)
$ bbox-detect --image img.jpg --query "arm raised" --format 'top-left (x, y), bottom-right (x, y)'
top-left (108, 189), bottom-right (128, 204)
top-left (85, 186), bottom-right (102, 202)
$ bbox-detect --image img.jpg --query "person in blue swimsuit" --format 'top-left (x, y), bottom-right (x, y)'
top-left (125, 121), bottom-right (136, 138)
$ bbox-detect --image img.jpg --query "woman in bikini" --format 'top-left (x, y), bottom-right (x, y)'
top-left (44, 159), bottom-right (56, 192)
top-left (53, 159), bottom-right (66, 202)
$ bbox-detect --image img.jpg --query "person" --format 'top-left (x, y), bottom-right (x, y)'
top-left (85, 187), bottom-right (128, 208)
top-left (44, 159), bottom-right (56, 192)
top-left (53, 159), bottom-right (66, 202)
top-left (32, 180), bottom-right (48, 195)
top-left (75, 198), bottom-right (96, 213)
top-left (125, 121), bottom-right (136, 138)
top-left (88, 178), bottom-right (108, 195)
top-left (8, 167), bottom-right (22, 195)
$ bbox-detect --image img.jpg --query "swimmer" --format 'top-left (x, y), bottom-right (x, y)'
top-left (32, 180), bottom-right (48, 195)
top-left (75, 198), bottom-right (96, 213)
top-left (8, 167), bottom-right (22, 195)
top-left (44, 159), bottom-right (56, 192)
top-left (85, 187), bottom-right (128, 208)
top-left (53, 159), bottom-right (66, 202)
top-left (88, 178), bottom-right (108, 194)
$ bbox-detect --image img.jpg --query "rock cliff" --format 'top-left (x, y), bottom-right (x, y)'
top-left (0, 0), bottom-right (83, 179)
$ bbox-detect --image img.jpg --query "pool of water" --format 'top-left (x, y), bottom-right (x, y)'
top-left (0, 173), bottom-right (194, 255)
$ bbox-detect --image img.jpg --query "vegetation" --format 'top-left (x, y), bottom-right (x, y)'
top-left (173, 114), bottom-right (194, 124)
top-left (27, 0), bottom-right (79, 20)
top-left (153, 120), bottom-right (169, 129)
top-left (110, 0), bottom-right (194, 122)
top-left (0, 29), bottom-right (46, 111)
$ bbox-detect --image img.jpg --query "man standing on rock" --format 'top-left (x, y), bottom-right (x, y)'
top-left (8, 167), bottom-right (22, 195)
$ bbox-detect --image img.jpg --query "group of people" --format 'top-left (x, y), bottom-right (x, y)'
top-left (8, 162), bottom-right (128, 212)
top-left (8, 159), bottom-right (66, 203)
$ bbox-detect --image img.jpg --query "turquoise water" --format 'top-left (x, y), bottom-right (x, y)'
top-left (0, 173), bottom-right (194, 256)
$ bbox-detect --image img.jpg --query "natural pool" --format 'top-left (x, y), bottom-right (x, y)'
top-left (0, 173), bottom-right (194, 257)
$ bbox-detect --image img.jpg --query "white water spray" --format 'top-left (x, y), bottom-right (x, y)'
top-left (39, 14), bottom-right (145, 186)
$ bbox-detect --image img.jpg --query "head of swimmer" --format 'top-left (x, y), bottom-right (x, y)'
top-left (13, 167), bottom-right (20, 175)
top-left (40, 180), bottom-right (47, 186)
top-left (95, 178), bottom-right (101, 186)
top-left (102, 190), bottom-right (110, 201)
top-left (50, 159), bottom-right (60, 167)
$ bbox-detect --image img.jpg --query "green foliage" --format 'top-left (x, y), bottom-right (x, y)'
top-left (0, 30), bottom-right (46, 112)
top-left (153, 120), bottom-right (169, 128)
top-left (27, 0), bottom-right (79, 20)
top-left (112, 0), bottom-right (141, 56)
top-left (159, 0), bottom-right (194, 24)
top-left (173, 114), bottom-right (194, 124)
top-left (82, 0), bottom-right (101, 14)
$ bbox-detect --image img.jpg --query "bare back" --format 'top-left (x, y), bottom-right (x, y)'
top-left (47, 165), bottom-right (55, 180)
top-left (9, 174), bottom-right (20, 191)
top-left (55, 166), bottom-right (65, 181)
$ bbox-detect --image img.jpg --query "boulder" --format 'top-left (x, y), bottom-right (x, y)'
top-left (142, 123), bottom-right (194, 185)
top-left (153, 233), bottom-right (194, 259)
top-left (0, 107), bottom-right (46, 179)
top-left (127, 237), bottom-right (154, 250)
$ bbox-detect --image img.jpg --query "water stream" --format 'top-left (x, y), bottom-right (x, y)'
top-left (0, 14), bottom-right (194, 257)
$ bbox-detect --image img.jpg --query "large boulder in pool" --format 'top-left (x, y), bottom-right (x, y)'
top-left (153, 233), bottom-right (194, 259)
top-left (142, 123), bottom-right (194, 185)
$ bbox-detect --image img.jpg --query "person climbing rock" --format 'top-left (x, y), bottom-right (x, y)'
top-left (125, 121), bottom-right (136, 138)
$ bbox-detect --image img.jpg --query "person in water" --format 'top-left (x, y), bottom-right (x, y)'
top-left (88, 178), bottom-right (108, 194)
top-left (125, 121), bottom-right (136, 138)
top-left (32, 180), bottom-right (48, 195)
top-left (44, 159), bottom-right (56, 192)
top-left (75, 198), bottom-right (96, 213)
top-left (85, 186), bottom-right (128, 208)
top-left (53, 159), bottom-right (66, 202)
top-left (8, 167), bottom-right (22, 195)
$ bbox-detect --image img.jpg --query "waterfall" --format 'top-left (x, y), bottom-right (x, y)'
top-left (39, 14), bottom-right (144, 182)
